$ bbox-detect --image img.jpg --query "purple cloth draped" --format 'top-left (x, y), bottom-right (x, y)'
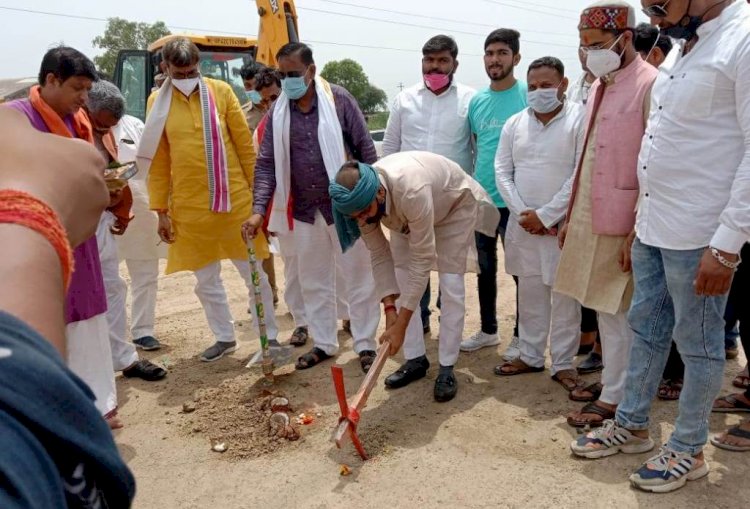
top-left (4, 99), bottom-right (108, 324)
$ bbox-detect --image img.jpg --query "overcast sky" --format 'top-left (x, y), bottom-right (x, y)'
top-left (1, 0), bottom-right (648, 100)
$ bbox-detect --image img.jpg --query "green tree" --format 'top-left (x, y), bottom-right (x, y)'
top-left (92, 18), bottom-right (170, 77)
top-left (321, 59), bottom-right (388, 114)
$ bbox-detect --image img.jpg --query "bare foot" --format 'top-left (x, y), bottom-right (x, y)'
top-left (107, 415), bottom-right (124, 430)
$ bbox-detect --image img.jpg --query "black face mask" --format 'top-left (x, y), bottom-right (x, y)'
top-left (662, 14), bottom-right (704, 40)
top-left (365, 199), bottom-right (386, 224)
top-left (662, 0), bottom-right (724, 41)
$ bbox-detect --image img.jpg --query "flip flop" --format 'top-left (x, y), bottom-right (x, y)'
top-left (712, 394), bottom-right (750, 413)
top-left (551, 369), bottom-right (583, 392)
top-left (566, 401), bottom-right (616, 428)
top-left (710, 425), bottom-right (750, 452)
top-left (493, 358), bottom-right (545, 376)
top-left (569, 382), bottom-right (603, 402)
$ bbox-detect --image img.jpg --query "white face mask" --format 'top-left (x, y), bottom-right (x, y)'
top-left (528, 86), bottom-right (563, 114)
top-left (172, 76), bottom-right (200, 96)
top-left (585, 34), bottom-right (625, 79)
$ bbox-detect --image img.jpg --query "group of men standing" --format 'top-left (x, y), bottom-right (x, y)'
top-left (5, 0), bottom-right (750, 496)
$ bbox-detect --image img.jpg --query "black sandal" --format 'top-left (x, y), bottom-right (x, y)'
top-left (295, 347), bottom-right (332, 370)
top-left (712, 394), bottom-right (750, 413)
top-left (359, 350), bottom-right (377, 373)
top-left (569, 382), bottom-right (603, 402)
top-left (566, 401), bottom-right (616, 428)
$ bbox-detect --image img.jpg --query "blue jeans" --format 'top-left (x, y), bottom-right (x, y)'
top-left (616, 238), bottom-right (726, 455)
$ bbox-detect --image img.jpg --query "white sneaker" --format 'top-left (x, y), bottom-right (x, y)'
top-left (501, 336), bottom-right (520, 361)
top-left (460, 331), bottom-right (500, 352)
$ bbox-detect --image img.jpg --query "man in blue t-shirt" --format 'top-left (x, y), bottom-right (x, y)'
top-left (460, 29), bottom-right (527, 359)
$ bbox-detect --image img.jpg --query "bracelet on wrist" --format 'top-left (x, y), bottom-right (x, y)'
top-left (710, 247), bottom-right (742, 270)
top-left (383, 304), bottom-right (397, 314)
top-left (0, 189), bottom-right (74, 291)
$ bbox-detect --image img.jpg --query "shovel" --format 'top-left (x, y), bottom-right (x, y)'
top-left (244, 242), bottom-right (294, 382)
top-left (330, 339), bottom-right (391, 460)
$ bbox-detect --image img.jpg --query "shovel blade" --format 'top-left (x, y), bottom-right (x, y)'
top-left (245, 345), bottom-right (295, 369)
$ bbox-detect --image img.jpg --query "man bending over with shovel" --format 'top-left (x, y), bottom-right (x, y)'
top-left (329, 151), bottom-right (499, 402)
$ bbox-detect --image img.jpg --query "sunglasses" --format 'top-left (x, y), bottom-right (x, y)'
top-left (641, 0), bottom-right (672, 18)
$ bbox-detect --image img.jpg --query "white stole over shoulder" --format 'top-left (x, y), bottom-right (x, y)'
top-left (269, 77), bottom-right (345, 234)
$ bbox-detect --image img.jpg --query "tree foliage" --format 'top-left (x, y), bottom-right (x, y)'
top-left (321, 59), bottom-right (388, 114)
top-left (92, 18), bottom-right (170, 77)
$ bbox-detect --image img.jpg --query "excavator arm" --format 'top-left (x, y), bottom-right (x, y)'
top-left (254, 0), bottom-right (299, 67)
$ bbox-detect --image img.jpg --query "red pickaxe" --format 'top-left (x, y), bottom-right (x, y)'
top-left (330, 340), bottom-right (391, 460)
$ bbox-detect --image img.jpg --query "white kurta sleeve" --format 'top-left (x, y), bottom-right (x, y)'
top-left (711, 44), bottom-right (750, 253)
top-left (360, 223), bottom-right (400, 302)
top-left (494, 118), bottom-right (527, 216)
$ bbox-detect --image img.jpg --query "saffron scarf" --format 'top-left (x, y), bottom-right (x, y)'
top-left (137, 77), bottom-right (231, 213)
top-left (28, 85), bottom-right (93, 142)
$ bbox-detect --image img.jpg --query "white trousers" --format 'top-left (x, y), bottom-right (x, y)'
top-left (97, 214), bottom-right (139, 372)
top-left (293, 212), bottom-right (379, 355)
top-left (66, 313), bottom-right (117, 417)
top-left (517, 275), bottom-right (581, 375)
top-left (124, 258), bottom-right (159, 339)
top-left (400, 269), bottom-right (465, 367)
top-left (193, 259), bottom-right (278, 343)
top-left (276, 233), bottom-right (307, 328)
top-left (277, 232), bottom-right (349, 327)
top-left (599, 310), bottom-right (635, 405)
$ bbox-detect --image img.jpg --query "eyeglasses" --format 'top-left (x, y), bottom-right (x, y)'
top-left (641, 0), bottom-right (672, 18)
top-left (579, 35), bottom-right (621, 54)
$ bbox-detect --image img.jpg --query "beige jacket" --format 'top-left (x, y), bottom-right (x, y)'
top-left (359, 151), bottom-right (499, 310)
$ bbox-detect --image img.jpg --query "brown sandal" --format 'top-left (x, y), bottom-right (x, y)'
top-left (493, 358), bottom-right (545, 376)
top-left (657, 378), bottom-right (683, 401)
top-left (551, 369), bottom-right (583, 392)
top-left (566, 401), bottom-right (616, 428)
top-left (569, 382), bottom-right (603, 402)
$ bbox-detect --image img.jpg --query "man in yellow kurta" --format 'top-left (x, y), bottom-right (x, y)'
top-left (138, 37), bottom-right (278, 362)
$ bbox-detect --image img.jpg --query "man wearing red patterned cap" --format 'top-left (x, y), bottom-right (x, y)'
top-left (554, 1), bottom-right (657, 429)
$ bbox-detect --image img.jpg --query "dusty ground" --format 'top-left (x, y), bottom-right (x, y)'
top-left (115, 256), bottom-right (749, 509)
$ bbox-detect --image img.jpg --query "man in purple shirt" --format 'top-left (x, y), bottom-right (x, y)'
top-left (244, 42), bottom-right (380, 373)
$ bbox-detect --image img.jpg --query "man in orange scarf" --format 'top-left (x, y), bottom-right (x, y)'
top-left (4, 47), bottom-right (120, 427)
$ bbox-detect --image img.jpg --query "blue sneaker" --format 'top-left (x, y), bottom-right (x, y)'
top-left (570, 419), bottom-right (655, 459)
top-left (629, 446), bottom-right (709, 493)
top-left (133, 336), bottom-right (161, 351)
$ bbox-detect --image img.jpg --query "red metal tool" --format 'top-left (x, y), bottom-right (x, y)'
top-left (331, 340), bottom-right (391, 460)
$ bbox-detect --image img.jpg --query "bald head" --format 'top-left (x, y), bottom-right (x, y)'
top-left (335, 162), bottom-right (363, 191)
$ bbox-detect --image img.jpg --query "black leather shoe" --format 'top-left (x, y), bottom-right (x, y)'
top-left (434, 371), bottom-right (458, 402)
top-left (384, 356), bottom-right (430, 389)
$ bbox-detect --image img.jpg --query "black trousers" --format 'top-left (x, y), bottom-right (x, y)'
top-left (475, 207), bottom-right (519, 337)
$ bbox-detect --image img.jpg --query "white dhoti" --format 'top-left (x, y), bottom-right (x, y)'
top-left (193, 259), bottom-right (279, 343)
top-left (97, 213), bottom-right (139, 371)
top-left (66, 313), bottom-right (117, 417)
top-left (293, 211), bottom-right (379, 355)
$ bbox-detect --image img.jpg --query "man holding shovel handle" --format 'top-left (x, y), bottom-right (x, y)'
top-left (329, 151), bottom-right (500, 403)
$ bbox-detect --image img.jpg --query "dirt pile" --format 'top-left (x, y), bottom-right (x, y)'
top-left (177, 379), bottom-right (313, 460)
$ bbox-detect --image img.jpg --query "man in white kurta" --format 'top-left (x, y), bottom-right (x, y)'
top-left (494, 58), bottom-right (585, 390)
top-left (86, 80), bottom-right (167, 382)
top-left (329, 152), bottom-right (499, 402)
top-left (114, 114), bottom-right (168, 352)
